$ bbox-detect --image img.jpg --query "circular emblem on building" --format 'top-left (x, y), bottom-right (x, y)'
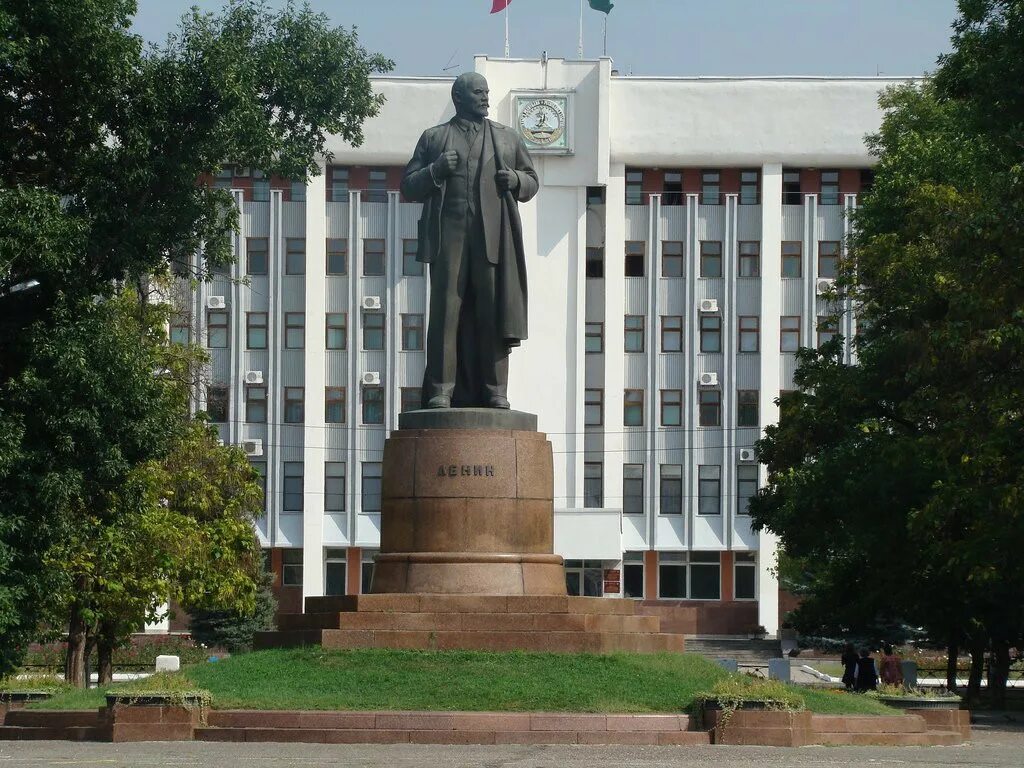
top-left (518, 98), bottom-right (566, 147)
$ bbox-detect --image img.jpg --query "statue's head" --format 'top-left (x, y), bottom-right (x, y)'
top-left (452, 72), bottom-right (489, 121)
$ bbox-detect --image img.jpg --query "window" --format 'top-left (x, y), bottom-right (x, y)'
top-left (738, 316), bottom-right (760, 353)
top-left (860, 168), bottom-right (875, 195)
top-left (401, 314), bottom-right (424, 351)
top-left (623, 551), bottom-right (644, 598)
top-left (327, 238), bottom-right (348, 275)
top-left (625, 241), bottom-right (645, 277)
top-left (245, 385), bottom-right (267, 423)
top-left (625, 168), bottom-right (643, 205)
top-left (362, 385), bottom-right (383, 424)
top-left (325, 549), bottom-right (346, 596)
top-left (252, 461), bottom-right (267, 514)
top-left (738, 241), bottom-right (760, 277)
top-left (700, 241), bottom-right (722, 278)
top-left (361, 549), bottom-right (377, 593)
top-left (363, 312), bottom-right (384, 350)
top-left (623, 464), bottom-right (644, 515)
top-left (659, 465), bottom-right (682, 515)
top-left (782, 169), bottom-right (802, 205)
top-left (363, 238), bottom-right (385, 276)
top-left (586, 186), bottom-right (605, 205)
top-left (583, 462), bottom-right (603, 508)
top-left (699, 389), bottom-right (721, 427)
top-left (325, 386), bottom-right (346, 423)
top-left (246, 237), bottom-right (268, 275)
top-left (213, 168), bottom-right (232, 190)
top-left (325, 462), bottom-right (345, 513)
top-left (782, 241), bottom-right (802, 277)
top-left (361, 462), bottom-right (382, 513)
top-left (366, 167), bottom-right (388, 203)
top-left (285, 238), bottom-right (305, 275)
top-left (820, 169), bottom-right (840, 205)
top-left (698, 465), bottom-right (721, 516)
top-left (284, 387), bottom-right (304, 423)
top-left (290, 180), bottom-right (306, 202)
top-left (284, 312), bottom-right (305, 349)
top-left (402, 239), bottom-right (423, 276)
top-left (661, 389), bottom-right (682, 427)
top-left (737, 390), bottom-right (759, 427)
top-left (283, 463), bottom-right (303, 512)
top-left (818, 241), bottom-right (840, 279)
top-left (661, 315), bottom-right (683, 352)
top-left (584, 388), bottom-right (603, 427)
top-left (689, 552), bottom-right (721, 599)
top-left (586, 247), bottom-right (604, 278)
top-left (740, 169), bottom-right (760, 204)
top-left (817, 316), bottom-right (838, 347)
top-left (737, 466), bottom-right (758, 517)
top-left (662, 241), bottom-right (684, 277)
top-left (282, 549), bottom-right (303, 586)
top-left (330, 166), bottom-right (349, 202)
top-left (246, 312), bottom-right (267, 349)
top-left (658, 553), bottom-right (687, 598)
top-left (624, 315), bottom-right (645, 352)
top-left (585, 322), bottom-right (603, 354)
top-left (564, 559), bottom-right (604, 597)
top-left (207, 310), bottom-right (228, 348)
top-left (252, 172), bottom-right (269, 202)
top-left (663, 171), bottom-right (683, 206)
top-left (700, 315), bottom-right (721, 353)
top-left (735, 551), bottom-right (757, 600)
top-left (170, 320), bottom-right (190, 345)
top-left (400, 387), bottom-right (422, 413)
top-left (624, 389), bottom-right (644, 426)
top-left (206, 384), bottom-right (228, 422)
top-left (781, 316), bottom-right (801, 352)
top-left (700, 169), bottom-right (720, 205)
top-left (326, 312), bottom-right (347, 350)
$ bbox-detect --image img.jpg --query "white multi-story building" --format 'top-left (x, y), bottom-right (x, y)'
top-left (182, 56), bottom-right (905, 636)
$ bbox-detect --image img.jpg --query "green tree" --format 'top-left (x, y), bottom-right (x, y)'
top-left (188, 567), bottom-right (278, 654)
top-left (0, 0), bottom-right (391, 679)
top-left (750, 0), bottom-right (1024, 704)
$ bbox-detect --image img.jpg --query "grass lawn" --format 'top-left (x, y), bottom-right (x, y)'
top-left (27, 648), bottom-right (894, 715)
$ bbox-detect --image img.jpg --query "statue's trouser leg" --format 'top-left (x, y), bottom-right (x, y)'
top-left (423, 233), bottom-right (469, 402)
top-left (466, 226), bottom-right (508, 402)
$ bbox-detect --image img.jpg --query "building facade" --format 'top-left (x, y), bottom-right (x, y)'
top-left (179, 57), bottom-right (907, 635)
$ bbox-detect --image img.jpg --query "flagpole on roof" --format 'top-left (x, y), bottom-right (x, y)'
top-left (603, 14), bottom-right (608, 56)
top-left (504, 3), bottom-right (510, 58)
top-left (578, 0), bottom-right (584, 59)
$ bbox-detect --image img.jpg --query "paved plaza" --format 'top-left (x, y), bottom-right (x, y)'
top-left (1, 716), bottom-right (1021, 768)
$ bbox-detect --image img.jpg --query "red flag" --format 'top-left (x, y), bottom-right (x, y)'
top-left (491, 0), bottom-right (511, 13)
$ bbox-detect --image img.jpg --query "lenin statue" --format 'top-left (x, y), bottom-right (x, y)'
top-left (401, 72), bottom-right (539, 409)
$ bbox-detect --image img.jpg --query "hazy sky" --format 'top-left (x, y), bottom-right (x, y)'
top-left (132, 0), bottom-right (959, 78)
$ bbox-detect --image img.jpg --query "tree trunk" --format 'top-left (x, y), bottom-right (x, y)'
top-left (988, 639), bottom-right (1010, 710)
top-left (966, 638), bottom-right (986, 703)
top-left (64, 600), bottom-right (88, 689)
top-left (96, 622), bottom-right (116, 685)
top-left (945, 638), bottom-right (960, 691)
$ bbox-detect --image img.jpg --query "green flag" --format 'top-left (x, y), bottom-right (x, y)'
top-left (589, 0), bottom-right (613, 14)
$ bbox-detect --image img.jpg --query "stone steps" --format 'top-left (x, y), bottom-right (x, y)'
top-left (0, 725), bottom-right (105, 741)
top-left (4, 709), bottom-right (103, 728)
top-left (813, 729), bottom-right (963, 746)
top-left (684, 637), bottom-right (781, 663)
top-left (279, 610), bottom-right (661, 633)
top-left (304, 594), bottom-right (640, 616)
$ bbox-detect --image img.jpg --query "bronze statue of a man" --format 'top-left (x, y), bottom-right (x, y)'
top-left (401, 72), bottom-right (538, 409)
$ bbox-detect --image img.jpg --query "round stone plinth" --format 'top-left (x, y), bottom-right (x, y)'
top-left (371, 553), bottom-right (566, 595)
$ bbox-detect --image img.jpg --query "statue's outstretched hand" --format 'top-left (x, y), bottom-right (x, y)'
top-left (495, 170), bottom-right (519, 194)
top-left (431, 150), bottom-right (459, 179)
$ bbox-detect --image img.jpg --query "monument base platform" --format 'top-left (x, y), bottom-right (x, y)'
top-left (255, 594), bottom-right (685, 654)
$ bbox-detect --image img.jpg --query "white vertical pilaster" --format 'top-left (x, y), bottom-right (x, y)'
top-left (803, 193), bottom-right (818, 349)
top-left (570, 185), bottom-right (588, 507)
top-left (603, 164), bottom-right (626, 518)
top-left (684, 193), bottom-right (699, 549)
top-left (347, 191), bottom-right (362, 539)
top-left (302, 166), bottom-right (328, 605)
top-left (723, 194), bottom-right (738, 548)
top-left (842, 194), bottom-right (858, 365)
top-left (228, 189), bottom-right (245, 447)
top-left (385, 190), bottom-right (400, 433)
top-left (646, 194), bottom-right (660, 539)
top-left (757, 163), bottom-right (783, 636)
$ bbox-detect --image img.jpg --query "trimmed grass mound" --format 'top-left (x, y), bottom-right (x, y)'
top-left (26, 648), bottom-right (895, 715)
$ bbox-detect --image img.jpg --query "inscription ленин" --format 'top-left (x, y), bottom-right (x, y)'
top-left (437, 464), bottom-right (495, 477)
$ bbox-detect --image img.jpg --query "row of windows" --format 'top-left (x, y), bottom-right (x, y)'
top-left (588, 240), bottom-right (840, 280)
top-left (624, 168), bottom-right (868, 207)
top-left (584, 388), bottom-right (759, 428)
top-left (218, 238), bottom-right (424, 278)
top-left (206, 384), bottom-right (425, 426)
top-left (190, 311), bottom-right (424, 352)
top-left (570, 552), bottom-right (756, 601)
top-left (279, 547), bottom-right (379, 593)
top-left (252, 460), bottom-right (382, 515)
top-left (604, 314), bottom-right (838, 355)
top-left (582, 464), bottom-right (759, 518)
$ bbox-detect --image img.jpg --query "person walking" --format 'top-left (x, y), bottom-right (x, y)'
top-left (879, 644), bottom-right (904, 686)
top-left (855, 648), bottom-right (879, 692)
top-left (840, 643), bottom-right (859, 690)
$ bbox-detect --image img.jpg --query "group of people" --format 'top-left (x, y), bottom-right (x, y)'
top-left (841, 644), bottom-right (904, 692)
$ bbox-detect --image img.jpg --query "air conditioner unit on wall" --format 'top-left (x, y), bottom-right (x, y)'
top-left (816, 278), bottom-right (835, 294)
top-left (244, 370), bottom-right (264, 385)
top-left (206, 295), bottom-right (226, 310)
top-left (361, 296), bottom-right (382, 310)
top-left (698, 372), bottom-right (719, 386)
top-left (699, 298), bottom-right (719, 313)
top-left (738, 448), bottom-right (757, 463)
top-left (242, 438), bottom-right (263, 457)
top-left (361, 371), bottom-right (381, 386)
